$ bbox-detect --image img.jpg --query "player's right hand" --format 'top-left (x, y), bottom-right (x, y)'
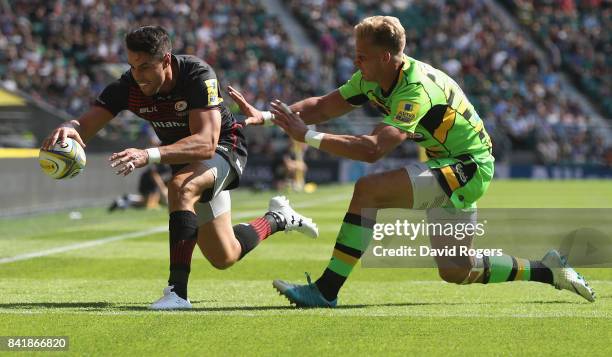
top-left (227, 85), bottom-right (264, 126)
top-left (41, 120), bottom-right (86, 150)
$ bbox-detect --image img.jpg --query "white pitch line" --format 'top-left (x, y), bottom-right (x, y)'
top-left (0, 226), bottom-right (166, 265)
top-left (0, 194), bottom-right (347, 265)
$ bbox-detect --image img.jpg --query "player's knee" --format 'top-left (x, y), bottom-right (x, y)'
top-left (200, 243), bottom-right (239, 270)
top-left (167, 177), bottom-right (183, 197)
top-left (205, 254), bottom-right (236, 270)
top-left (168, 177), bottom-right (199, 202)
top-left (353, 176), bottom-right (376, 203)
top-left (354, 176), bottom-right (371, 193)
top-left (437, 267), bottom-right (470, 284)
top-left (210, 259), bottom-right (234, 270)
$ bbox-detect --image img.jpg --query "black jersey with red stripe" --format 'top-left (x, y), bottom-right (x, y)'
top-left (94, 54), bottom-right (247, 187)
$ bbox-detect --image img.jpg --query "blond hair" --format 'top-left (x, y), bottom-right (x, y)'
top-left (355, 16), bottom-right (406, 55)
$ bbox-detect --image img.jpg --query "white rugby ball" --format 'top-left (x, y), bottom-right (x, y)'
top-left (39, 138), bottom-right (86, 179)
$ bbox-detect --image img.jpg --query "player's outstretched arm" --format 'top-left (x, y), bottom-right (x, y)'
top-left (109, 108), bottom-right (221, 176)
top-left (41, 106), bottom-right (114, 150)
top-left (228, 86), bottom-right (353, 126)
top-left (288, 90), bottom-right (354, 125)
top-left (158, 108), bottom-right (221, 163)
top-left (271, 100), bottom-right (407, 163)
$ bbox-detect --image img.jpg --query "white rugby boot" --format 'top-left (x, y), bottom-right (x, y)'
top-left (149, 286), bottom-right (192, 310)
top-left (541, 249), bottom-right (595, 302)
top-left (268, 196), bottom-right (318, 238)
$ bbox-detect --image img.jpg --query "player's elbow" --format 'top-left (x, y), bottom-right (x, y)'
top-left (363, 154), bottom-right (378, 164)
top-left (363, 147), bottom-right (385, 163)
top-left (199, 150), bottom-right (215, 161)
top-left (195, 143), bottom-right (215, 160)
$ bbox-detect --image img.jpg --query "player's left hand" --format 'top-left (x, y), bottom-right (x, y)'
top-left (270, 100), bottom-right (308, 142)
top-left (227, 85), bottom-right (264, 126)
top-left (109, 148), bottom-right (148, 176)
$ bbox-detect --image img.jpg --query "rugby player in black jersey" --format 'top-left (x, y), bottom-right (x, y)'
top-left (41, 26), bottom-right (318, 310)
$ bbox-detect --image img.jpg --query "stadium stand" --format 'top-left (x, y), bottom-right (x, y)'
top-left (0, 0), bottom-right (609, 164)
top-left (502, 0), bottom-right (611, 119)
top-left (0, 0), bottom-right (321, 153)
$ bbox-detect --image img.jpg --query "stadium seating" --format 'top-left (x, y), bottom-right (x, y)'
top-left (0, 0), bottom-right (608, 163)
top-left (502, 0), bottom-right (611, 119)
top-left (0, 0), bottom-right (321, 153)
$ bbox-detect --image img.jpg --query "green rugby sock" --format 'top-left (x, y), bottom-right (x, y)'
top-left (315, 213), bottom-right (374, 301)
top-left (481, 255), bottom-right (552, 284)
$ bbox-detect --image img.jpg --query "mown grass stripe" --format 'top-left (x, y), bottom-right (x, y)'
top-left (0, 194), bottom-right (347, 264)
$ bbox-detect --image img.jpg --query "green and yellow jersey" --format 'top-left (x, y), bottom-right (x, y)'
top-left (339, 54), bottom-right (492, 161)
top-left (338, 55), bottom-right (494, 208)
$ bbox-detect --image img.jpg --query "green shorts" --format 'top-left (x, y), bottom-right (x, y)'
top-left (427, 154), bottom-right (494, 209)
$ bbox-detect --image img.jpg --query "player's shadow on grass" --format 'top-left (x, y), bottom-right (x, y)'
top-left (524, 300), bottom-right (584, 304)
top-left (0, 302), bottom-right (114, 309)
top-left (324, 300), bottom-right (580, 308)
top-left (114, 304), bottom-right (296, 312)
top-left (0, 302), bottom-right (296, 312)
top-left (0, 299), bottom-right (586, 312)
top-left (117, 301), bottom-right (566, 311)
top-left (335, 302), bottom-right (471, 309)
top-left (114, 301), bottom-right (481, 311)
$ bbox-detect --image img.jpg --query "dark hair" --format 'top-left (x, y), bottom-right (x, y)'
top-left (125, 26), bottom-right (172, 60)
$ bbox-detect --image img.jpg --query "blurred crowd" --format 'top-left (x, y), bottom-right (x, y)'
top-left (288, 0), bottom-right (610, 164)
top-left (504, 0), bottom-right (611, 119)
top-left (0, 0), bottom-right (320, 149)
top-left (0, 0), bottom-right (609, 165)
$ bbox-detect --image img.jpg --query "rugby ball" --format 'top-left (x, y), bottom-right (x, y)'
top-left (39, 138), bottom-right (86, 179)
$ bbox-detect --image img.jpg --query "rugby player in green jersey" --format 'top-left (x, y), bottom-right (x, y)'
top-left (230, 16), bottom-right (595, 307)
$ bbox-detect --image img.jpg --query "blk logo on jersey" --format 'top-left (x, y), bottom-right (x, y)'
top-left (140, 106), bottom-right (158, 114)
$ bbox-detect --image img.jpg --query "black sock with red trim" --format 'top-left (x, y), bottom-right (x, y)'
top-left (234, 212), bottom-right (286, 259)
top-left (168, 211), bottom-right (198, 300)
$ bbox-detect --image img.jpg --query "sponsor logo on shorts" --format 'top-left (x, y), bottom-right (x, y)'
top-left (455, 163), bottom-right (467, 183)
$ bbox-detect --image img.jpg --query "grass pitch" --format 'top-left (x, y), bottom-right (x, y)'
top-left (1, 181), bottom-right (611, 356)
